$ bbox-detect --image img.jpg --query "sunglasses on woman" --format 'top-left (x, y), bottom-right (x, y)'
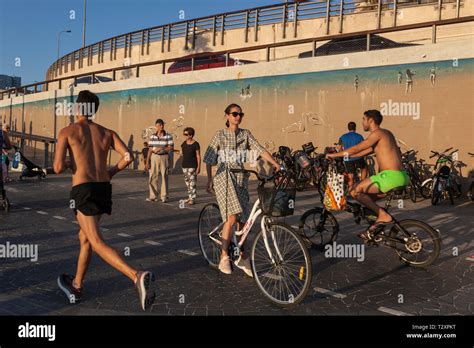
top-left (183, 133), bottom-right (191, 136)
top-left (229, 112), bottom-right (244, 118)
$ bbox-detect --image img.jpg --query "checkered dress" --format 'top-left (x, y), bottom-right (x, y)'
top-left (203, 128), bottom-right (266, 222)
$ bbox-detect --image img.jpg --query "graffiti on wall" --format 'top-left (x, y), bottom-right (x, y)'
top-left (282, 112), bottom-right (325, 134)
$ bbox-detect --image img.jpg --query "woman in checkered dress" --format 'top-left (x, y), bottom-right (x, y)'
top-left (203, 104), bottom-right (281, 276)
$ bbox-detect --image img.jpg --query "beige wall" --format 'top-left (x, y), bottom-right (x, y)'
top-left (2, 36), bottom-right (473, 183)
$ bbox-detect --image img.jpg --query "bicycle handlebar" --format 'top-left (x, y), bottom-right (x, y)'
top-left (449, 149), bottom-right (459, 156)
top-left (229, 168), bottom-right (282, 183)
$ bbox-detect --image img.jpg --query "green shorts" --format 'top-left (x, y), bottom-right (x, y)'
top-left (369, 170), bottom-right (409, 193)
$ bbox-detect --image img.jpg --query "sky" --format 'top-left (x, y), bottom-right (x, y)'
top-left (0, 0), bottom-right (282, 85)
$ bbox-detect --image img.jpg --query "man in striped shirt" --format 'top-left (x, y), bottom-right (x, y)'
top-left (145, 118), bottom-right (174, 202)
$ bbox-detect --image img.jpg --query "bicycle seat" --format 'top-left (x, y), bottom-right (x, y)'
top-left (385, 186), bottom-right (406, 195)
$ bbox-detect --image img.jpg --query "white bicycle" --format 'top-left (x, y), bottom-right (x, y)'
top-left (197, 168), bottom-right (312, 307)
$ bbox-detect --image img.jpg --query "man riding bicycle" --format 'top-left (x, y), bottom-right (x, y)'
top-left (326, 110), bottom-right (409, 239)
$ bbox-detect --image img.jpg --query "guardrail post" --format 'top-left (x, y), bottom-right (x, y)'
top-left (325, 0), bottom-right (330, 35)
top-left (167, 26), bottom-right (171, 51)
top-left (136, 66), bottom-right (140, 78)
top-left (192, 20), bottom-right (196, 49)
top-left (109, 39), bottom-right (113, 61)
top-left (266, 46), bottom-right (270, 62)
top-left (377, 0), bottom-right (382, 29)
top-left (456, 0), bottom-right (460, 18)
top-left (162, 62), bottom-right (166, 74)
top-left (147, 30), bottom-right (150, 54)
top-left (191, 57), bottom-right (195, 71)
top-left (438, 0), bottom-right (442, 21)
top-left (124, 35), bottom-right (128, 58)
top-left (225, 52), bottom-right (229, 66)
top-left (221, 15), bottom-right (225, 45)
top-left (367, 33), bottom-right (371, 51)
top-left (432, 24), bottom-right (437, 43)
top-left (245, 10), bottom-right (250, 42)
top-left (339, 0), bottom-right (344, 33)
top-left (254, 9), bottom-right (259, 42)
top-left (312, 40), bottom-right (317, 57)
top-left (44, 142), bottom-right (49, 168)
top-left (161, 27), bottom-right (165, 52)
top-left (112, 70), bottom-right (116, 81)
top-left (293, 2), bottom-right (298, 38)
top-left (282, 4), bottom-right (287, 39)
top-left (393, 0), bottom-right (397, 27)
top-left (185, 21), bottom-right (189, 50)
top-left (212, 16), bottom-right (217, 46)
top-left (141, 30), bottom-right (145, 55)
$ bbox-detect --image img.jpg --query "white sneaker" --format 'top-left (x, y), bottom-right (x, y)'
top-left (235, 255), bottom-right (253, 278)
top-left (218, 256), bottom-right (232, 275)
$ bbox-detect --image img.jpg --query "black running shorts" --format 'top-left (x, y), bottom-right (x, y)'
top-left (70, 182), bottom-right (112, 216)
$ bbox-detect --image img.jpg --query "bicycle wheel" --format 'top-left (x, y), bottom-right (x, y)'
top-left (407, 185), bottom-right (417, 203)
top-left (295, 179), bottom-right (306, 192)
top-left (431, 181), bottom-right (441, 205)
top-left (468, 182), bottom-right (474, 201)
top-left (388, 219), bottom-right (441, 267)
top-left (251, 223), bottom-right (312, 308)
top-left (197, 203), bottom-right (223, 269)
top-left (420, 180), bottom-right (432, 199)
top-left (447, 187), bottom-right (455, 205)
top-left (298, 207), bottom-right (338, 250)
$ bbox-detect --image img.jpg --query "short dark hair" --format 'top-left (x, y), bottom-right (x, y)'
top-left (183, 127), bottom-right (195, 137)
top-left (348, 122), bottom-right (356, 131)
top-left (224, 103), bottom-right (242, 128)
top-left (76, 90), bottom-right (99, 117)
top-left (364, 109), bottom-right (383, 125)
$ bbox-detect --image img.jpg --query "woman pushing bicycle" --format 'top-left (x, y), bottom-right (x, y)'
top-left (203, 103), bottom-right (282, 276)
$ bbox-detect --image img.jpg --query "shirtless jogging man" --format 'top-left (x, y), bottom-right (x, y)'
top-left (53, 90), bottom-right (156, 311)
top-left (326, 109), bottom-right (409, 238)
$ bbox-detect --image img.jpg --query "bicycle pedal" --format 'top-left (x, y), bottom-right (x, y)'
top-left (373, 235), bottom-right (383, 243)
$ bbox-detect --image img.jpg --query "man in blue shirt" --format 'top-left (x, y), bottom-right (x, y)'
top-left (338, 121), bottom-right (367, 188)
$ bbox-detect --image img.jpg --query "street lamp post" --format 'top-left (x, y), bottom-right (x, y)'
top-left (57, 30), bottom-right (72, 61)
top-left (82, 0), bottom-right (87, 47)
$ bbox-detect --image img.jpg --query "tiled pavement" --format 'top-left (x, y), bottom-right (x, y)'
top-left (0, 170), bottom-right (472, 315)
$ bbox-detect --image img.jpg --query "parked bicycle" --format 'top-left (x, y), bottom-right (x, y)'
top-left (421, 148), bottom-right (462, 205)
top-left (467, 152), bottom-right (474, 201)
top-left (401, 149), bottom-right (431, 202)
top-left (198, 168), bottom-right (312, 307)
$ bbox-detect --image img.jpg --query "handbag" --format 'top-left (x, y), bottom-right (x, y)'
top-left (323, 164), bottom-right (346, 211)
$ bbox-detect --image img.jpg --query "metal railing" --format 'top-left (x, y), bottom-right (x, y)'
top-left (46, 0), bottom-right (460, 79)
top-left (8, 131), bottom-right (56, 168)
top-left (0, 0), bottom-right (467, 100)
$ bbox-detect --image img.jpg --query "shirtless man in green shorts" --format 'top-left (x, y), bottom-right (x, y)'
top-left (326, 109), bottom-right (409, 236)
